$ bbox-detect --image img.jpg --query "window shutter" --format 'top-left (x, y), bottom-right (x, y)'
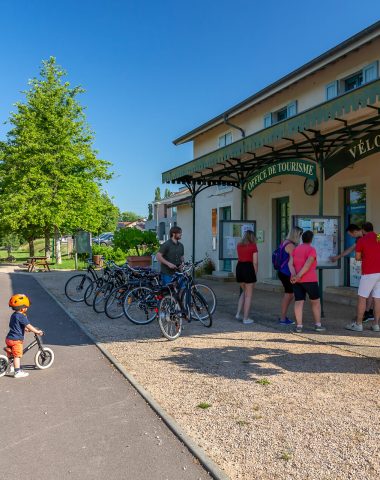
top-left (225, 132), bottom-right (233, 145)
top-left (264, 113), bottom-right (272, 128)
top-left (287, 101), bottom-right (297, 117)
top-left (326, 81), bottom-right (338, 100)
top-left (363, 61), bottom-right (378, 83)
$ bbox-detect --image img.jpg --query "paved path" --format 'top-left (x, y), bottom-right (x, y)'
top-left (0, 273), bottom-right (209, 480)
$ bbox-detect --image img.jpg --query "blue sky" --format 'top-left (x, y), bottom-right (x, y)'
top-left (0, 1), bottom-right (379, 216)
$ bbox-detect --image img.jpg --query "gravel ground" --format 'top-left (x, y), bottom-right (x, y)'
top-left (20, 270), bottom-right (380, 480)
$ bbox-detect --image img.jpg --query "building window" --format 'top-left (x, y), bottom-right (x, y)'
top-left (218, 131), bottom-right (233, 148)
top-left (344, 71), bottom-right (363, 92)
top-left (327, 61), bottom-right (378, 100)
top-left (264, 101), bottom-right (297, 127)
top-left (164, 204), bottom-right (168, 218)
top-left (172, 206), bottom-right (177, 216)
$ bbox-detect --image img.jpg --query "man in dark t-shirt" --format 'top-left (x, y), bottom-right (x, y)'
top-left (156, 226), bottom-right (185, 285)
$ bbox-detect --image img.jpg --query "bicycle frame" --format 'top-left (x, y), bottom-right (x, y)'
top-left (6, 334), bottom-right (44, 362)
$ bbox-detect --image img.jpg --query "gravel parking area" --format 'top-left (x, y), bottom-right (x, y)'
top-left (27, 270), bottom-right (380, 480)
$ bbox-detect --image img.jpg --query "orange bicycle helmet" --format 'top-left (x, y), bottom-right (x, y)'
top-left (9, 294), bottom-right (30, 309)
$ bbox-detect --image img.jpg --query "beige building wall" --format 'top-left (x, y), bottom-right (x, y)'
top-left (193, 39), bottom-right (380, 158)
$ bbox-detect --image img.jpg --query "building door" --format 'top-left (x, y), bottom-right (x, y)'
top-left (276, 197), bottom-right (290, 246)
top-left (344, 185), bottom-right (366, 287)
top-left (220, 206), bottom-right (232, 272)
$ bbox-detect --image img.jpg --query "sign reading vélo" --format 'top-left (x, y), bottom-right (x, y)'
top-left (245, 159), bottom-right (317, 193)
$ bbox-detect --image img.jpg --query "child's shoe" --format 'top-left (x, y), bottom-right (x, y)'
top-left (14, 370), bottom-right (29, 379)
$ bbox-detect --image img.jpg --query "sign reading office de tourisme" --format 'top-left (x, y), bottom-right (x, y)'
top-left (245, 159), bottom-right (317, 193)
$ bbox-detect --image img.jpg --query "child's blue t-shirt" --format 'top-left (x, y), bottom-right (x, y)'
top-left (7, 312), bottom-right (29, 340)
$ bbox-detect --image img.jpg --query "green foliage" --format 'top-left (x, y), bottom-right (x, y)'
top-left (97, 194), bottom-right (120, 233)
top-left (256, 378), bottom-right (271, 385)
top-left (154, 187), bottom-right (161, 201)
top-left (195, 255), bottom-right (216, 277)
top-left (147, 203), bottom-right (153, 221)
top-left (121, 211), bottom-right (140, 222)
top-left (197, 402), bottom-right (212, 409)
top-left (91, 244), bottom-right (126, 262)
top-left (163, 188), bottom-right (171, 198)
top-left (113, 228), bottom-right (159, 256)
top-left (0, 57), bottom-right (113, 245)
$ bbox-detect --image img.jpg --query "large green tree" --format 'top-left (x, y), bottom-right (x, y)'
top-left (0, 57), bottom-right (113, 262)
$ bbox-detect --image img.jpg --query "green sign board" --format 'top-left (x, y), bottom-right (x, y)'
top-left (325, 130), bottom-right (380, 180)
top-left (245, 159), bottom-right (316, 193)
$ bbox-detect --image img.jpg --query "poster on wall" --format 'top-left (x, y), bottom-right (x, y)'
top-left (219, 220), bottom-right (256, 260)
top-left (292, 216), bottom-right (341, 269)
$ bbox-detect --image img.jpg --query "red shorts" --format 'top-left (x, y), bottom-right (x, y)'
top-left (5, 339), bottom-right (24, 358)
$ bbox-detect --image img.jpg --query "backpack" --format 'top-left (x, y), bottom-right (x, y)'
top-left (272, 240), bottom-right (291, 271)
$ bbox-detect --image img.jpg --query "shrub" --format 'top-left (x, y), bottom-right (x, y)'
top-left (113, 228), bottom-right (159, 256)
top-left (91, 244), bottom-right (126, 262)
top-left (195, 255), bottom-right (216, 277)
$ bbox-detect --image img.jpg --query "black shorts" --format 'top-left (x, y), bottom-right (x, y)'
top-left (278, 271), bottom-right (293, 294)
top-left (292, 282), bottom-right (320, 301)
top-left (236, 262), bottom-right (257, 284)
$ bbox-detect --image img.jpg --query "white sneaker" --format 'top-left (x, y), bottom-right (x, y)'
top-left (14, 370), bottom-right (29, 379)
top-left (371, 324), bottom-right (380, 332)
top-left (345, 322), bottom-right (363, 332)
top-left (7, 364), bottom-right (14, 376)
top-left (242, 318), bottom-right (254, 325)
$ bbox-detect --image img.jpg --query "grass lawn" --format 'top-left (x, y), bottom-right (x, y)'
top-left (0, 238), bottom-right (89, 270)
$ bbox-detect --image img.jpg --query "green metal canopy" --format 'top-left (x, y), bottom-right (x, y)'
top-left (162, 79), bottom-right (380, 187)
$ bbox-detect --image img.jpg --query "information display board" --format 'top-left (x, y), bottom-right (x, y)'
top-left (292, 216), bottom-right (341, 269)
top-left (219, 220), bottom-right (256, 260)
top-left (74, 231), bottom-right (92, 255)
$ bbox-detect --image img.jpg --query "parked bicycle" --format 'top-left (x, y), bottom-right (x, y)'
top-left (157, 266), bottom-right (212, 340)
top-left (64, 259), bottom-right (101, 302)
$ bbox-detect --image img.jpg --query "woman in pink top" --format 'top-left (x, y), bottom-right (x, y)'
top-left (235, 230), bottom-right (258, 325)
top-left (288, 230), bottom-right (326, 333)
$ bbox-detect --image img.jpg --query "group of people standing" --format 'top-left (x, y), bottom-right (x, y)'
top-left (235, 222), bottom-right (380, 333)
top-left (157, 223), bottom-right (380, 334)
top-left (235, 228), bottom-right (325, 332)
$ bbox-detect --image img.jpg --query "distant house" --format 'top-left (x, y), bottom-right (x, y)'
top-left (145, 187), bottom-right (191, 242)
top-left (117, 220), bottom-right (146, 231)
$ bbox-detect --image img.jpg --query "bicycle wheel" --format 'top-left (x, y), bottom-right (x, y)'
top-left (0, 355), bottom-right (9, 377)
top-left (105, 286), bottom-right (128, 319)
top-left (191, 284), bottom-right (216, 315)
top-left (123, 287), bottom-right (157, 325)
top-left (93, 283), bottom-right (113, 313)
top-left (65, 274), bottom-right (92, 302)
top-left (84, 278), bottom-right (102, 306)
top-left (35, 347), bottom-right (55, 369)
top-left (190, 291), bottom-right (212, 327)
top-left (158, 295), bottom-right (182, 340)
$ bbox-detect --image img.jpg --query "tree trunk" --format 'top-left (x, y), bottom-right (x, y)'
top-left (54, 226), bottom-right (62, 264)
top-left (6, 245), bottom-right (11, 257)
top-left (28, 237), bottom-right (35, 257)
top-left (44, 227), bottom-right (51, 260)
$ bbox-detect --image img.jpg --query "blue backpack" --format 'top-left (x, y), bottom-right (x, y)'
top-left (272, 241), bottom-right (291, 271)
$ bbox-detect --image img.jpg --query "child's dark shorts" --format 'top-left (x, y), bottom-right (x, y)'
top-left (293, 282), bottom-right (320, 301)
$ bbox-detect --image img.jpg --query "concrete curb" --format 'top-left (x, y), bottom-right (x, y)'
top-left (32, 275), bottom-right (230, 480)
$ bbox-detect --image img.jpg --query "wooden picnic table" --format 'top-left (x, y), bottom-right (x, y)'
top-left (25, 256), bottom-right (53, 272)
